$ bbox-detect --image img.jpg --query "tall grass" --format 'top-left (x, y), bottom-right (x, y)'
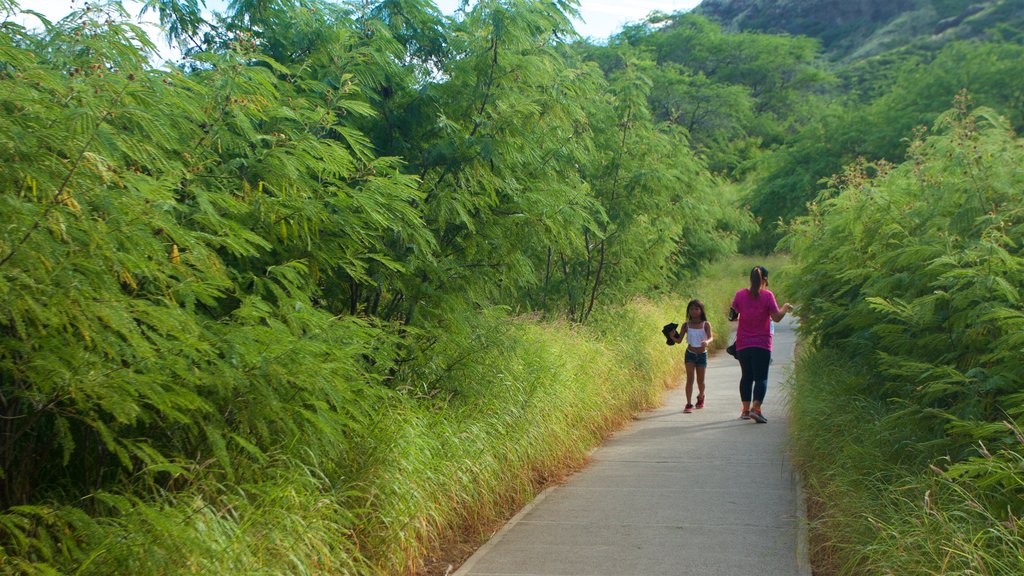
top-left (3, 282), bottom-right (766, 575)
top-left (0, 463), bottom-right (370, 575)
top-left (790, 347), bottom-right (1024, 576)
top-left (352, 297), bottom-right (686, 573)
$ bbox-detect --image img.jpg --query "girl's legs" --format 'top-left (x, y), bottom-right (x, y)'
top-left (695, 365), bottom-right (706, 407)
top-left (684, 362), bottom-right (696, 412)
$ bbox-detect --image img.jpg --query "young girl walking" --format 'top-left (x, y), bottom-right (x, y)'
top-left (674, 299), bottom-right (713, 414)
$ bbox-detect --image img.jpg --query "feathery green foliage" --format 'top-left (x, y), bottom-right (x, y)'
top-left (611, 13), bottom-right (832, 177)
top-left (0, 1), bottom-right (420, 571)
top-left (785, 101), bottom-right (1024, 574)
top-left (786, 100), bottom-right (1024, 443)
top-left (0, 0), bottom-right (735, 573)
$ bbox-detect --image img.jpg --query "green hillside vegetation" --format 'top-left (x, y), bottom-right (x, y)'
top-left (603, 5), bottom-right (1022, 251)
top-left (756, 46), bottom-right (1021, 249)
top-left (743, 39), bottom-right (1024, 249)
top-left (607, 12), bottom-right (832, 176)
top-left (696, 0), bottom-right (1024, 61)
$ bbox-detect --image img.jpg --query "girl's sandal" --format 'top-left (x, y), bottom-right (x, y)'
top-left (695, 395), bottom-right (705, 409)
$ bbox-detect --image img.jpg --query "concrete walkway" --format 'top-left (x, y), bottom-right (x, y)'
top-left (455, 317), bottom-right (809, 576)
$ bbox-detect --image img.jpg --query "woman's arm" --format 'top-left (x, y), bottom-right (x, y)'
top-left (771, 303), bottom-right (794, 323)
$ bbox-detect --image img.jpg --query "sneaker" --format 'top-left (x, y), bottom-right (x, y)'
top-left (695, 395), bottom-right (705, 409)
top-left (749, 409), bottom-right (768, 424)
top-left (740, 410), bottom-right (750, 420)
top-left (683, 404), bottom-right (694, 414)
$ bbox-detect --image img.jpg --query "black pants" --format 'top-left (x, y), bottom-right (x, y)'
top-left (737, 346), bottom-right (771, 403)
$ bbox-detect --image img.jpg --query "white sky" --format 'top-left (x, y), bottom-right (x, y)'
top-left (20, 0), bottom-right (701, 43)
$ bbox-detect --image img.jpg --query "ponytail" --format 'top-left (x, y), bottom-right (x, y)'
top-left (749, 266), bottom-right (764, 297)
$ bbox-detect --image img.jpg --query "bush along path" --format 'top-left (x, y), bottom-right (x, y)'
top-left (784, 103), bottom-right (1024, 576)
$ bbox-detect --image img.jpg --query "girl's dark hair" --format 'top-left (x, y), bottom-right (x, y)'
top-left (749, 266), bottom-right (768, 297)
top-left (686, 299), bottom-right (707, 322)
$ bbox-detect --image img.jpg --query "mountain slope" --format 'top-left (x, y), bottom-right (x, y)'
top-left (694, 0), bottom-right (1024, 61)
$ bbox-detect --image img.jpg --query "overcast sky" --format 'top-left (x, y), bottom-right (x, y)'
top-left (23, 0), bottom-right (702, 42)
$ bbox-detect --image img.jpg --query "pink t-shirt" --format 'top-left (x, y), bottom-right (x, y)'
top-left (731, 288), bottom-right (780, 351)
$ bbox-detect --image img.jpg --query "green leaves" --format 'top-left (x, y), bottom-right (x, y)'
top-left (748, 40), bottom-right (1024, 249)
top-left (0, 1), bottom-right (738, 573)
top-left (786, 105), bottom-right (1024, 478)
top-left (0, 0), bottom-right (400, 504)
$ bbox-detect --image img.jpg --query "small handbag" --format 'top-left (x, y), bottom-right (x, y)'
top-left (726, 342), bottom-right (737, 357)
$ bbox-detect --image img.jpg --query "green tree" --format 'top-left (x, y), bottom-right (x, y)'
top-left (0, 0), bottom-right (418, 522)
top-left (747, 40), bottom-right (1024, 251)
top-left (785, 101), bottom-right (1024, 459)
top-left (611, 13), bottom-right (831, 176)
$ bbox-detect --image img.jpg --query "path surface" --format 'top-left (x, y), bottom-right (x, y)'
top-left (455, 317), bottom-right (809, 576)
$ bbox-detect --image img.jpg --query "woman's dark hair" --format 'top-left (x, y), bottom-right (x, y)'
top-left (686, 299), bottom-right (707, 322)
top-left (749, 266), bottom-right (768, 297)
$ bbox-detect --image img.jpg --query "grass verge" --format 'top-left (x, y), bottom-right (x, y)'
top-left (789, 347), bottom-right (1024, 576)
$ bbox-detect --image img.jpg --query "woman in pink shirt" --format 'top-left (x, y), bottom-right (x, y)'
top-left (730, 266), bottom-right (794, 423)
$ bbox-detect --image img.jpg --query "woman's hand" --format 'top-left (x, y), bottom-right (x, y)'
top-left (772, 303), bottom-right (795, 322)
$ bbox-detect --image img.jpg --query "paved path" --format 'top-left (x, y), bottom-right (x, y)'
top-left (455, 317), bottom-right (809, 576)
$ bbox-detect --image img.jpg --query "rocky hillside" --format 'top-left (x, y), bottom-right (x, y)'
top-left (694, 0), bottom-right (1024, 60)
